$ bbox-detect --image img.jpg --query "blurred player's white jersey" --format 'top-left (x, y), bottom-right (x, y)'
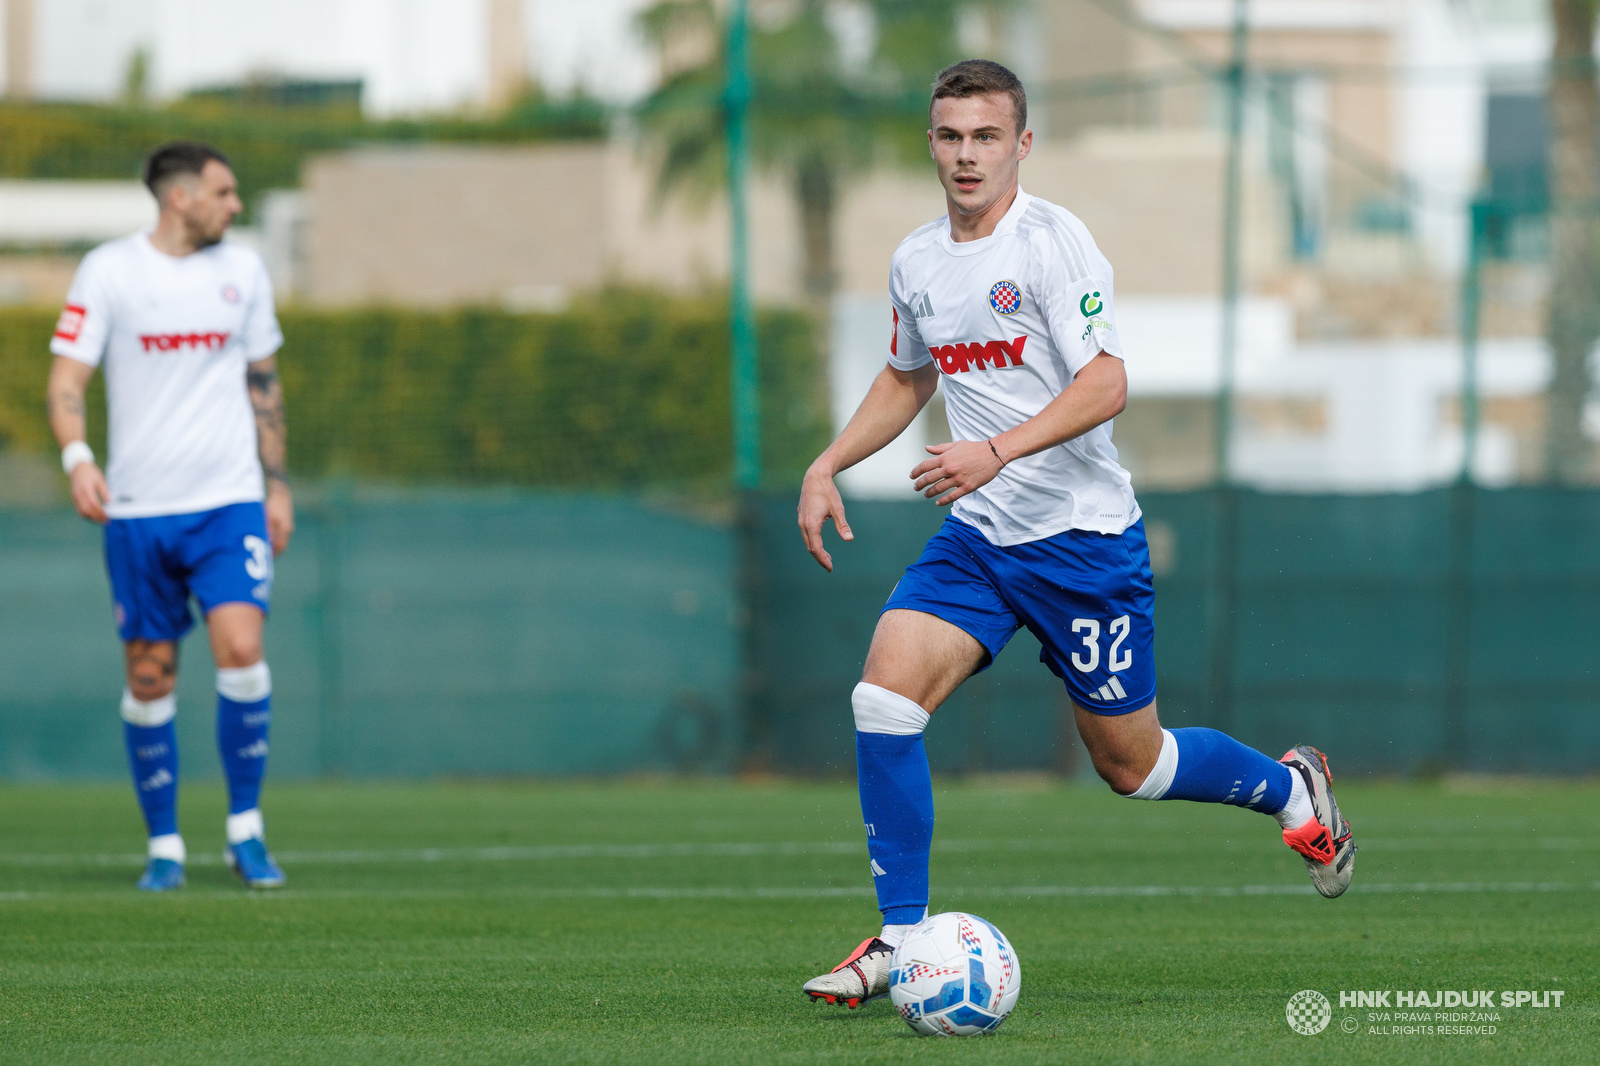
top-left (888, 189), bottom-right (1137, 546)
top-left (51, 233), bottom-right (283, 519)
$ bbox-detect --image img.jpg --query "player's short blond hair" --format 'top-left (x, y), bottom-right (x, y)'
top-left (930, 59), bottom-right (1028, 136)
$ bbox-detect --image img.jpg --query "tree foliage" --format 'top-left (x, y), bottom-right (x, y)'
top-left (633, 0), bottom-right (1013, 301)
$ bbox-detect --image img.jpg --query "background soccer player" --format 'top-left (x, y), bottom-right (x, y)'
top-left (46, 142), bottom-right (292, 891)
top-left (797, 61), bottom-right (1357, 1007)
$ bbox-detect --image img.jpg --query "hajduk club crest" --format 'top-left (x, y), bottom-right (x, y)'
top-left (988, 280), bottom-right (1021, 315)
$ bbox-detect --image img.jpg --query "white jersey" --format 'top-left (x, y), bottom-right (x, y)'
top-left (888, 188), bottom-right (1138, 546)
top-left (51, 233), bottom-right (283, 519)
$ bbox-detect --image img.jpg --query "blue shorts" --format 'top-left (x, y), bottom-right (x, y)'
top-left (104, 502), bottom-right (272, 643)
top-left (883, 515), bottom-right (1156, 714)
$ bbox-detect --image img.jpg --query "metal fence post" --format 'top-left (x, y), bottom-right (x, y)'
top-left (1442, 203), bottom-right (1487, 769)
top-left (1205, 0), bottom-right (1249, 735)
top-left (725, 0), bottom-right (769, 768)
top-left (314, 480), bottom-right (348, 777)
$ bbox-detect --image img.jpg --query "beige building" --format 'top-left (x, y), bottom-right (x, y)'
top-left (283, 130), bottom-right (1262, 308)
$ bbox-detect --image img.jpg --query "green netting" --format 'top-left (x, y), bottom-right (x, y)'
top-left (1, 487), bottom-right (1596, 780)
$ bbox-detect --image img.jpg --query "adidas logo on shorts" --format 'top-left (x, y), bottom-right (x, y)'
top-left (1085, 676), bottom-right (1128, 702)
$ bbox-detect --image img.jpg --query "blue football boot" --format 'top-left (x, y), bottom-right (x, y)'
top-left (136, 857), bottom-right (186, 892)
top-left (226, 838), bottom-right (287, 888)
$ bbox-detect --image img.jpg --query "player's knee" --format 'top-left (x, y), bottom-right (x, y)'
top-left (126, 673), bottom-right (175, 702)
top-left (125, 651), bottom-right (176, 701)
top-left (214, 633), bottom-right (263, 669)
top-left (1108, 728), bottom-right (1178, 800)
top-left (852, 682), bottom-right (930, 736)
top-left (1091, 752), bottom-right (1149, 796)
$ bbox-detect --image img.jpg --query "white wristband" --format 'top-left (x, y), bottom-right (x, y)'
top-left (61, 440), bottom-right (95, 474)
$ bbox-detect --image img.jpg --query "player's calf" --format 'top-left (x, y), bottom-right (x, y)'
top-left (216, 660), bottom-right (285, 888)
top-left (121, 688), bottom-right (185, 891)
top-left (804, 682), bottom-right (936, 1006)
top-left (1111, 724), bottom-right (1356, 897)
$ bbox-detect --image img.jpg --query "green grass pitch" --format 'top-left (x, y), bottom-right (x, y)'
top-left (1, 778), bottom-right (1594, 1064)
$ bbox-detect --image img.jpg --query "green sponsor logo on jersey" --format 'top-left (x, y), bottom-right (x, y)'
top-left (1080, 291), bottom-right (1103, 316)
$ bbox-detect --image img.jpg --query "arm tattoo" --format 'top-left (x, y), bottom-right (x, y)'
top-left (247, 364), bottom-right (289, 485)
top-left (46, 390), bottom-right (86, 419)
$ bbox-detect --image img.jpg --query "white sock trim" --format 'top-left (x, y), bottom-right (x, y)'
top-left (217, 661), bottom-right (271, 702)
top-left (1275, 768), bottom-right (1314, 829)
top-left (226, 808), bottom-right (265, 844)
top-left (852, 683), bottom-right (930, 735)
top-left (148, 833), bottom-right (186, 863)
top-left (1128, 728), bottom-right (1179, 800)
top-left (120, 689), bottom-right (176, 727)
top-left (879, 907), bottom-right (928, 948)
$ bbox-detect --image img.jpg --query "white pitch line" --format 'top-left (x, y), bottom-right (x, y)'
top-left (0, 840), bottom-right (867, 868)
top-left (2, 833), bottom-right (1596, 868)
top-left (1, 880), bottom-right (1599, 905)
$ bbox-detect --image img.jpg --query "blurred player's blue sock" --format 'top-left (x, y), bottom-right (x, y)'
top-left (121, 690), bottom-right (179, 839)
top-left (216, 662), bottom-right (272, 824)
top-left (853, 683), bottom-right (935, 927)
top-left (1130, 727), bottom-right (1297, 820)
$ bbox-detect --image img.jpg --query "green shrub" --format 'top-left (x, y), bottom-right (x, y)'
top-left (0, 292), bottom-right (829, 490)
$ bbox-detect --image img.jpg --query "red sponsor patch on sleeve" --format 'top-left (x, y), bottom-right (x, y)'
top-left (54, 304), bottom-right (87, 343)
top-left (891, 307), bottom-right (898, 357)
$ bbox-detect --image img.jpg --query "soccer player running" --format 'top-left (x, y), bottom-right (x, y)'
top-left (798, 61), bottom-right (1356, 1006)
top-left (46, 142), bottom-right (292, 892)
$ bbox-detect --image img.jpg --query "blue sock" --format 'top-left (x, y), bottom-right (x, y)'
top-left (121, 692), bottom-right (179, 838)
top-left (857, 731), bottom-right (935, 925)
top-left (216, 664), bottom-right (272, 816)
top-left (1165, 727), bottom-right (1292, 813)
top-left (853, 682), bottom-right (937, 927)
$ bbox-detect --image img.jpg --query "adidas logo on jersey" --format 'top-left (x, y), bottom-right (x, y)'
top-left (910, 291), bottom-right (935, 319)
top-left (928, 335), bottom-right (1027, 376)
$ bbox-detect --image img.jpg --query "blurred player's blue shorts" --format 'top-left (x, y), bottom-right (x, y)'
top-left (883, 514), bottom-right (1156, 715)
top-left (104, 502), bottom-right (272, 643)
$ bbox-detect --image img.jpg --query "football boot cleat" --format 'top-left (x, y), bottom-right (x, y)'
top-left (803, 936), bottom-right (894, 1008)
top-left (225, 838), bottom-right (287, 889)
top-left (136, 857), bottom-right (186, 892)
top-left (1280, 744), bottom-right (1356, 898)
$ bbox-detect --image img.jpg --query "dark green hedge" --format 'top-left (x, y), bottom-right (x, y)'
top-left (0, 97), bottom-right (606, 222)
top-left (0, 292), bottom-right (829, 490)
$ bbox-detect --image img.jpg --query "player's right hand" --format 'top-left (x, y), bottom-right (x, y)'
top-left (798, 467), bottom-right (853, 573)
top-left (69, 462), bottom-right (110, 524)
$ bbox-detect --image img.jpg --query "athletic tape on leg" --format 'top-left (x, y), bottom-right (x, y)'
top-left (1127, 728), bottom-right (1178, 800)
top-left (852, 682), bottom-right (930, 735)
top-left (120, 689), bottom-right (176, 727)
top-left (216, 661), bottom-right (271, 701)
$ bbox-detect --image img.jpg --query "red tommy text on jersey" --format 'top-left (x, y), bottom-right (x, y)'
top-left (139, 331), bottom-right (231, 353)
top-left (929, 335), bottom-right (1027, 375)
top-left (55, 304), bottom-right (87, 342)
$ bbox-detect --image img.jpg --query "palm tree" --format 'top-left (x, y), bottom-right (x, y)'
top-left (1546, 0), bottom-right (1600, 482)
top-left (634, 0), bottom-right (1009, 309)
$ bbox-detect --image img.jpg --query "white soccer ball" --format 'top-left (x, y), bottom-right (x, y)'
top-left (888, 911), bottom-right (1021, 1036)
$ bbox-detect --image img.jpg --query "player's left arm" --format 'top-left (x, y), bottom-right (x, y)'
top-left (247, 355), bottom-right (294, 554)
top-left (911, 353), bottom-right (1126, 505)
